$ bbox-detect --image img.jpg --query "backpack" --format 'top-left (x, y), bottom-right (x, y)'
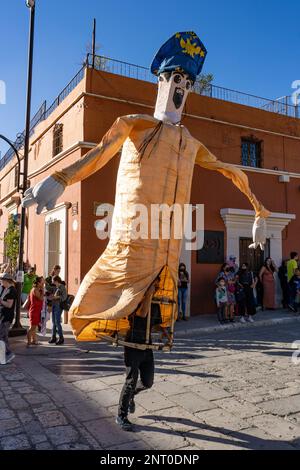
top-left (60, 294), bottom-right (74, 311)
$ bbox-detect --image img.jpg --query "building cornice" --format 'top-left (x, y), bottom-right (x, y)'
top-left (220, 208), bottom-right (296, 233)
top-left (0, 142), bottom-right (95, 205)
top-left (42, 201), bottom-right (72, 218)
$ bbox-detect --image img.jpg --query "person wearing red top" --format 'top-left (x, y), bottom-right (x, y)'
top-left (27, 277), bottom-right (45, 347)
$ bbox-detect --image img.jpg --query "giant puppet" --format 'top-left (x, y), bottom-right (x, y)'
top-left (22, 32), bottom-right (269, 342)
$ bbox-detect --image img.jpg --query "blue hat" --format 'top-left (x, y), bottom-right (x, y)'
top-left (151, 31), bottom-right (207, 82)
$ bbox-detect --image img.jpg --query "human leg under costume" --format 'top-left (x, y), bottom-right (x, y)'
top-left (118, 347), bottom-right (154, 418)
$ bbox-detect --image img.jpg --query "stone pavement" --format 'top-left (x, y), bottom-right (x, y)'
top-left (1, 315), bottom-right (300, 450)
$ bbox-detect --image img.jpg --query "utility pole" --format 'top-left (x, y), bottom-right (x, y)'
top-left (92, 18), bottom-right (96, 68)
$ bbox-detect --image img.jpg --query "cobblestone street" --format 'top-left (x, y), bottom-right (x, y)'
top-left (1, 320), bottom-right (300, 450)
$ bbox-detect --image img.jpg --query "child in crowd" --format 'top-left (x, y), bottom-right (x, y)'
top-left (215, 278), bottom-right (228, 324)
top-left (288, 269), bottom-right (300, 313)
top-left (227, 277), bottom-right (236, 322)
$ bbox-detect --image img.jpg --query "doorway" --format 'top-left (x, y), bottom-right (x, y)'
top-left (47, 220), bottom-right (61, 275)
top-left (239, 237), bottom-right (270, 276)
top-left (44, 205), bottom-right (68, 281)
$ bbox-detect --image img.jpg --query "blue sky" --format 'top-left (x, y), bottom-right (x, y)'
top-left (0, 0), bottom-right (299, 156)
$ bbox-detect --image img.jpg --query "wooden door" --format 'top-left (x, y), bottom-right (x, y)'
top-left (239, 237), bottom-right (270, 276)
top-left (47, 220), bottom-right (61, 275)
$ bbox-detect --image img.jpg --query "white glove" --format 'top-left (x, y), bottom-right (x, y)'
top-left (21, 176), bottom-right (65, 215)
top-left (249, 216), bottom-right (267, 250)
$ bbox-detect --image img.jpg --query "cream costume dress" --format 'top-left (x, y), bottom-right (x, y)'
top-left (50, 114), bottom-right (269, 341)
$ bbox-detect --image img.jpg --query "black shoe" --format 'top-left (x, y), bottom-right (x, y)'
top-left (48, 337), bottom-right (57, 344)
top-left (288, 304), bottom-right (297, 313)
top-left (182, 317), bottom-right (188, 321)
top-left (56, 338), bottom-right (64, 345)
top-left (115, 415), bottom-right (134, 432)
top-left (129, 398), bottom-right (136, 414)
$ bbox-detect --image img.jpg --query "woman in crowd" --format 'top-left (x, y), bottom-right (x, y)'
top-left (45, 265), bottom-right (61, 294)
top-left (259, 258), bottom-right (277, 310)
top-left (237, 263), bottom-right (258, 323)
top-left (49, 275), bottom-right (67, 345)
top-left (216, 263), bottom-right (235, 285)
top-left (27, 276), bottom-right (45, 347)
top-left (178, 263), bottom-right (189, 321)
top-left (0, 273), bottom-right (17, 364)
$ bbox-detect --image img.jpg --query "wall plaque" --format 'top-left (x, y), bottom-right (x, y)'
top-left (197, 230), bottom-right (224, 264)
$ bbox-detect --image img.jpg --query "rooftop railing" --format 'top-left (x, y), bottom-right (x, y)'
top-left (88, 54), bottom-right (298, 118)
top-left (0, 66), bottom-right (85, 171)
top-left (1, 54), bottom-right (298, 172)
top-left (44, 65), bottom-right (85, 120)
top-left (86, 53), bottom-right (157, 84)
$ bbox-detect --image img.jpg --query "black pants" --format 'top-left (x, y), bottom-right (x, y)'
top-left (118, 347), bottom-right (154, 417)
top-left (217, 303), bottom-right (226, 322)
top-left (280, 281), bottom-right (289, 308)
top-left (239, 285), bottom-right (256, 316)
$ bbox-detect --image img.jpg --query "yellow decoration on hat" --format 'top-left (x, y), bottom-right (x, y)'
top-left (180, 37), bottom-right (201, 58)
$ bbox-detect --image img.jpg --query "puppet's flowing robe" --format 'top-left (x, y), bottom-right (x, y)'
top-left (53, 114), bottom-right (269, 341)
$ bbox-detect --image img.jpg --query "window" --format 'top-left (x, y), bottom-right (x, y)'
top-left (241, 138), bottom-right (262, 168)
top-left (52, 123), bottom-right (63, 157)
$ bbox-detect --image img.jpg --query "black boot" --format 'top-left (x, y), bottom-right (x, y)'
top-left (56, 337), bottom-right (64, 345)
top-left (115, 415), bottom-right (134, 432)
top-left (48, 337), bottom-right (57, 344)
top-left (129, 398), bottom-right (136, 414)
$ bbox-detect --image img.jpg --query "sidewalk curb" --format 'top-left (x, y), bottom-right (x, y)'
top-left (175, 314), bottom-right (300, 338)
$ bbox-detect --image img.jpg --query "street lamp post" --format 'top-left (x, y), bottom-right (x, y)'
top-left (0, 135), bottom-right (26, 336)
top-left (0, 135), bottom-right (22, 188)
top-left (10, 0), bottom-right (36, 336)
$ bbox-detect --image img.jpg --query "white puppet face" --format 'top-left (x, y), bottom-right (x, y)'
top-left (154, 71), bottom-right (193, 124)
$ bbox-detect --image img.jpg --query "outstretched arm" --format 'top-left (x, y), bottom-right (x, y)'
top-left (52, 115), bottom-right (136, 187)
top-left (22, 115), bottom-right (136, 214)
top-left (195, 142), bottom-right (270, 249)
top-left (195, 142), bottom-right (270, 218)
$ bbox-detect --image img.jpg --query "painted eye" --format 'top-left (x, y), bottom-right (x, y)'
top-left (174, 75), bottom-right (182, 84)
top-left (159, 75), bottom-right (164, 82)
top-left (186, 81), bottom-right (191, 90)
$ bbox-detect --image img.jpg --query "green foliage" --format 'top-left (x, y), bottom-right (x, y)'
top-left (3, 216), bottom-right (20, 270)
top-left (194, 73), bottom-right (214, 94)
top-left (82, 42), bottom-right (109, 71)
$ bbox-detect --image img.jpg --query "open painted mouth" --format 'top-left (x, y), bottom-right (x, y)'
top-left (173, 87), bottom-right (184, 109)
